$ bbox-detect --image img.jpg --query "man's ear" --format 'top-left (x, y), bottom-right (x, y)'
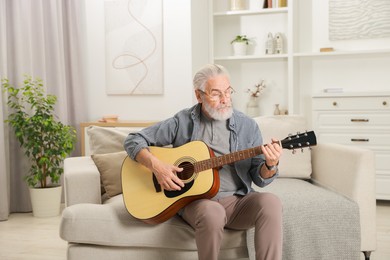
top-left (195, 90), bottom-right (203, 103)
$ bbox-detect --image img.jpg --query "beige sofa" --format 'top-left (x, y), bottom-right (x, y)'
top-left (60, 115), bottom-right (376, 260)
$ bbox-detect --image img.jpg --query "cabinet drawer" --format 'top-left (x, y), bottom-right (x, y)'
top-left (376, 175), bottom-right (390, 200)
top-left (315, 112), bottom-right (390, 128)
top-left (312, 96), bottom-right (390, 111)
top-left (376, 152), bottom-right (390, 171)
top-left (318, 133), bottom-right (390, 147)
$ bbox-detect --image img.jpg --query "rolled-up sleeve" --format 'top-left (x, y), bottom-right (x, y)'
top-left (123, 117), bottom-right (179, 160)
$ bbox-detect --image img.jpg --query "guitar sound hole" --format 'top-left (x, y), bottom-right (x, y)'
top-left (177, 161), bottom-right (195, 182)
top-left (164, 161), bottom-right (196, 198)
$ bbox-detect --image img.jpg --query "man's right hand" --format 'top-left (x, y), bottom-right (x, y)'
top-left (135, 148), bottom-right (185, 191)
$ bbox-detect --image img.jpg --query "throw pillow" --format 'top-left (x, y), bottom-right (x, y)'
top-left (91, 151), bottom-right (128, 198)
top-left (86, 126), bottom-right (144, 154)
top-left (253, 115), bottom-right (313, 179)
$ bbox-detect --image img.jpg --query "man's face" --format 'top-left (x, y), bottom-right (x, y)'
top-left (196, 75), bottom-right (233, 121)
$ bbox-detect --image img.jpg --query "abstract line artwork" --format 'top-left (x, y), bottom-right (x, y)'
top-left (329, 0), bottom-right (390, 40)
top-left (105, 0), bottom-right (163, 95)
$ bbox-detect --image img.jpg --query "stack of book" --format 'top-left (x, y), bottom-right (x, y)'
top-left (263, 0), bottom-right (287, 8)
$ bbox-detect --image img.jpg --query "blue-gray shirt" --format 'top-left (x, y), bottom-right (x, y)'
top-left (123, 104), bottom-right (278, 196)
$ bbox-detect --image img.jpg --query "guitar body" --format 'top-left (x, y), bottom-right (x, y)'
top-left (121, 141), bottom-right (219, 224)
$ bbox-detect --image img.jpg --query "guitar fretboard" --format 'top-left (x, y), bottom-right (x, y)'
top-left (194, 146), bottom-right (263, 173)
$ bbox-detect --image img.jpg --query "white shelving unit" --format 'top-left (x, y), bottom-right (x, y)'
top-left (209, 0), bottom-right (390, 199)
top-left (210, 0), bottom-right (390, 117)
top-left (210, 0), bottom-right (290, 116)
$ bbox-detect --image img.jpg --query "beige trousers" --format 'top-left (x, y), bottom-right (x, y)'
top-left (182, 192), bottom-right (283, 260)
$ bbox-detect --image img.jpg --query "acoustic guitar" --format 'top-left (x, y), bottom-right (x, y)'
top-left (121, 131), bottom-right (316, 224)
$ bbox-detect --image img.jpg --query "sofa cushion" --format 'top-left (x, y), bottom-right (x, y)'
top-left (60, 195), bottom-right (248, 250)
top-left (248, 178), bottom-right (360, 260)
top-left (91, 151), bottom-right (127, 198)
top-left (254, 115), bottom-right (312, 179)
top-left (87, 126), bottom-right (136, 154)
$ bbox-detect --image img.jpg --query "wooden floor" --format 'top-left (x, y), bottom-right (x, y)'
top-left (0, 201), bottom-right (389, 260)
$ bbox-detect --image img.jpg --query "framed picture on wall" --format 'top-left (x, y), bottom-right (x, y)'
top-left (329, 0), bottom-right (390, 41)
top-left (104, 0), bottom-right (163, 95)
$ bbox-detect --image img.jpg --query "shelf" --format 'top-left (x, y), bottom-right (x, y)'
top-left (294, 49), bottom-right (390, 58)
top-left (214, 54), bottom-right (288, 61)
top-left (214, 7), bottom-right (288, 17)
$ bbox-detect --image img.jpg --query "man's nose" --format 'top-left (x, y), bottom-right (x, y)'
top-left (219, 93), bottom-right (229, 103)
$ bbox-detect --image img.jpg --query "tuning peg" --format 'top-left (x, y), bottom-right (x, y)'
top-left (301, 148), bottom-right (304, 153)
top-left (292, 149), bottom-right (296, 154)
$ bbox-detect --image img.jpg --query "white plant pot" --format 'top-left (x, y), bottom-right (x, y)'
top-left (232, 42), bottom-right (247, 56)
top-left (29, 186), bottom-right (62, 217)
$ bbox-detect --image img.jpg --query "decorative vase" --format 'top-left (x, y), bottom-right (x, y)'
top-left (232, 42), bottom-right (247, 56)
top-left (29, 185), bottom-right (62, 217)
top-left (230, 0), bottom-right (246, 11)
top-left (274, 104), bottom-right (281, 115)
top-left (246, 97), bottom-right (260, 117)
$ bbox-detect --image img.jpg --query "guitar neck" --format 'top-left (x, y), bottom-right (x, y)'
top-left (192, 130), bottom-right (317, 173)
top-left (194, 146), bottom-right (263, 173)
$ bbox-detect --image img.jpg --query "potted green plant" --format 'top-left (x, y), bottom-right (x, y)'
top-left (1, 75), bottom-right (77, 217)
top-left (230, 35), bottom-right (251, 56)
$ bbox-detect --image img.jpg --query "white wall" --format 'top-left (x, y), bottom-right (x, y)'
top-left (84, 0), bottom-right (200, 122)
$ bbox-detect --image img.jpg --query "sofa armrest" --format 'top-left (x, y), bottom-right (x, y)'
top-left (64, 156), bottom-right (102, 207)
top-left (311, 143), bottom-right (376, 252)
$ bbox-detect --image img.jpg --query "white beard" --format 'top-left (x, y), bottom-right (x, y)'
top-left (202, 100), bottom-right (233, 121)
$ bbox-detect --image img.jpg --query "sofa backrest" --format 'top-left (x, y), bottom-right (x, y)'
top-left (253, 115), bottom-right (312, 179)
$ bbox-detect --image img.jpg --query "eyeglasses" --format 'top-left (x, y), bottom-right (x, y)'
top-left (198, 87), bottom-right (235, 101)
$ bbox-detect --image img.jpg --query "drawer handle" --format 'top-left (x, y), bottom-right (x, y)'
top-left (350, 119), bottom-right (369, 122)
top-left (332, 102), bottom-right (337, 106)
top-left (351, 138), bottom-right (369, 142)
top-left (383, 101), bottom-right (388, 106)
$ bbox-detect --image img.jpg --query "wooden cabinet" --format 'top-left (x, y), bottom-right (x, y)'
top-left (312, 93), bottom-right (390, 200)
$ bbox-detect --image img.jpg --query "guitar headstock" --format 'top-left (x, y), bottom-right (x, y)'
top-left (281, 131), bottom-right (317, 152)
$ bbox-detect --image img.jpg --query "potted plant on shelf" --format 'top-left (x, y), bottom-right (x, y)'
top-left (1, 75), bottom-right (77, 217)
top-left (231, 35), bottom-right (251, 56)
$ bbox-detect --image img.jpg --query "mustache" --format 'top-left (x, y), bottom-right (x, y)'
top-left (216, 104), bottom-right (232, 109)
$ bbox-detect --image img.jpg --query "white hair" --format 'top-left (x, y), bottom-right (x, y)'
top-left (193, 64), bottom-right (230, 91)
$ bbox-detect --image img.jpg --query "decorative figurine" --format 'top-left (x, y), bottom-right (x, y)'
top-left (274, 32), bottom-right (283, 54)
top-left (265, 32), bottom-right (274, 54)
